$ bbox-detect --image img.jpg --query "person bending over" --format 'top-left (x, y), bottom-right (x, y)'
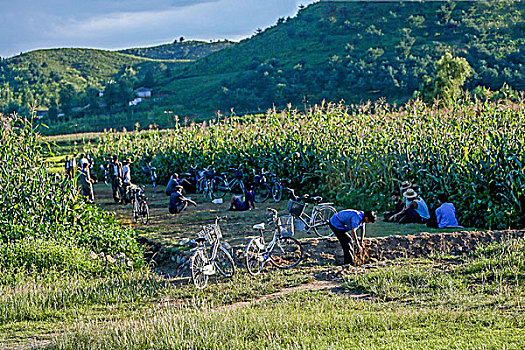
top-left (169, 185), bottom-right (197, 214)
top-left (228, 185), bottom-right (255, 211)
top-left (329, 209), bottom-right (377, 266)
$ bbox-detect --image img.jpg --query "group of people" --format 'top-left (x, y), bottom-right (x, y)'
top-left (326, 180), bottom-right (460, 267)
top-left (105, 155), bottom-right (133, 204)
top-left (165, 171), bottom-right (256, 214)
top-left (383, 181), bottom-right (459, 228)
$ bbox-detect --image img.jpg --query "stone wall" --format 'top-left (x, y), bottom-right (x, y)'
top-left (144, 230), bottom-right (525, 276)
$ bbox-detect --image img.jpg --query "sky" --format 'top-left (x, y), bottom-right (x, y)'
top-left (0, 0), bottom-right (317, 58)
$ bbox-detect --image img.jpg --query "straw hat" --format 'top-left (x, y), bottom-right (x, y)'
top-left (400, 181), bottom-right (412, 191)
top-left (403, 189), bottom-right (418, 199)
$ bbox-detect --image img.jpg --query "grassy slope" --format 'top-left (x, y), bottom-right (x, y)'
top-left (118, 40), bottom-right (234, 60)
top-left (152, 0), bottom-right (525, 115)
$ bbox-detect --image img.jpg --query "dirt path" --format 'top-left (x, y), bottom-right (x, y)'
top-left (220, 279), bottom-right (368, 311)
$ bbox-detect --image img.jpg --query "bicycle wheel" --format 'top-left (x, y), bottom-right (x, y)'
top-left (191, 249), bottom-right (209, 289)
top-left (212, 176), bottom-right (228, 198)
top-left (312, 205), bottom-right (337, 238)
top-left (271, 182), bottom-right (283, 202)
top-left (254, 183), bottom-right (270, 203)
top-left (269, 237), bottom-right (303, 269)
top-left (214, 246), bottom-right (235, 278)
top-left (140, 201), bottom-right (149, 225)
top-left (245, 238), bottom-right (264, 276)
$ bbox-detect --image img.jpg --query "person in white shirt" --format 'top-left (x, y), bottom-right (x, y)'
top-left (121, 158), bottom-right (132, 203)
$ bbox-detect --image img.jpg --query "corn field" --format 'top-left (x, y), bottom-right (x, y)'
top-left (89, 97), bottom-right (525, 229)
top-left (0, 114), bottom-right (142, 272)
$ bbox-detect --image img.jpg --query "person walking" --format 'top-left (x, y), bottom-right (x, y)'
top-left (109, 155), bottom-right (122, 203)
top-left (78, 162), bottom-right (95, 202)
top-left (328, 209), bottom-right (377, 266)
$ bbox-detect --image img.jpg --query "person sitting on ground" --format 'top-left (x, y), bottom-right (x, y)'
top-left (328, 209), bottom-right (377, 266)
top-left (391, 189), bottom-right (430, 224)
top-left (383, 190), bottom-right (404, 222)
top-left (169, 185), bottom-right (197, 214)
top-left (435, 193), bottom-right (460, 228)
top-left (228, 184), bottom-right (255, 211)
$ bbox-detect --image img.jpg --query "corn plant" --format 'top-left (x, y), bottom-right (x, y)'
top-left (88, 96), bottom-right (525, 229)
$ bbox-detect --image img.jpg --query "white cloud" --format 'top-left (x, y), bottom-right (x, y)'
top-left (0, 0), bottom-right (317, 57)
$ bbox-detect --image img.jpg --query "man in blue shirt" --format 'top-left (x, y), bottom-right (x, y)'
top-left (329, 209), bottom-right (377, 266)
top-left (435, 193), bottom-right (459, 228)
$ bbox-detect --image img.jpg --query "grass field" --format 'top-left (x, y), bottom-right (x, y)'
top-left (0, 181), bottom-right (522, 349)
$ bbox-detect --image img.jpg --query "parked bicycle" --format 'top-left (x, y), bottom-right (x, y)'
top-left (253, 169), bottom-right (285, 203)
top-left (141, 162), bottom-right (157, 188)
top-left (285, 188), bottom-right (336, 238)
top-left (130, 185), bottom-right (149, 225)
top-left (201, 167), bottom-right (218, 200)
top-left (245, 208), bottom-right (303, 275)
top-left (190, 216), bottom-right (235, 289)
top-left (212, 167), bottom-right (245, 198)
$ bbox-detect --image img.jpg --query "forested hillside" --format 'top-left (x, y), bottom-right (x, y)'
top-left (1, 1), bottom-right (524, 134)
top-left (119, 40), bottom-right (233, 60)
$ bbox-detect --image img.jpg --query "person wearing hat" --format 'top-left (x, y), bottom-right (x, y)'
top-left (121, 158), bottom-right (132, 203)
top-left (400, 181), bottom-right (412, 192)
top-left (169, 185), bottom-right (197, 214)
top-left (391, 189), bottom-right (430, 224)
top-left (328, 209), bottom-right (377, 266)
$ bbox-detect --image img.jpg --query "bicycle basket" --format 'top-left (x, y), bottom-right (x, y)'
top-left (287, 200), bottom-right (306, 217)
top-left (278, 215), bottom-right (294, 237)
top-left (199, 224), bottom-right (222, 243)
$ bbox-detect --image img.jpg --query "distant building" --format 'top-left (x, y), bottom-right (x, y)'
top-left (134, 87), bottom-right (152, 98)
top-left (129, 97), bottom-right (143, 106)
top-left (36, 110), bottom-right (48, 119)
top-left (98, 90), bottom-right (104, 97)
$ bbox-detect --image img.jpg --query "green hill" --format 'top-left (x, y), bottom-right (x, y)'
top-left (0, 48), bottom-right (185, 115)
top-left (118, 40), bottom-right (234, 60)
top-left (1, 1), bottom-right (525, 134)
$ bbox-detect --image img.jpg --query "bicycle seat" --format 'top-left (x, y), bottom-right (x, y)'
top-left (253, 223), bottom-right (265, 230)
top-left (313, 196), bottom-right (323, 202)
top-left (194, 237), bottom-right (207, 243)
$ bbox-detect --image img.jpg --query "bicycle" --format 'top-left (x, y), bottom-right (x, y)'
top-left (212, 167), bottom-right (245, 198)
top-left (285, 188), bottom-right (336, 238)
top-left (130, 185), bottom-right (149, 225)
top-left (244, 208), bottom-right (303, 275)
top-left (201, 167), bottom-right (218, 200)
top-left (253, 170), bottom-right (286, 203)
top-left (190, 216), bottom-right (235, 289)
top-left (141, 162), bottom-right (157, 188)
